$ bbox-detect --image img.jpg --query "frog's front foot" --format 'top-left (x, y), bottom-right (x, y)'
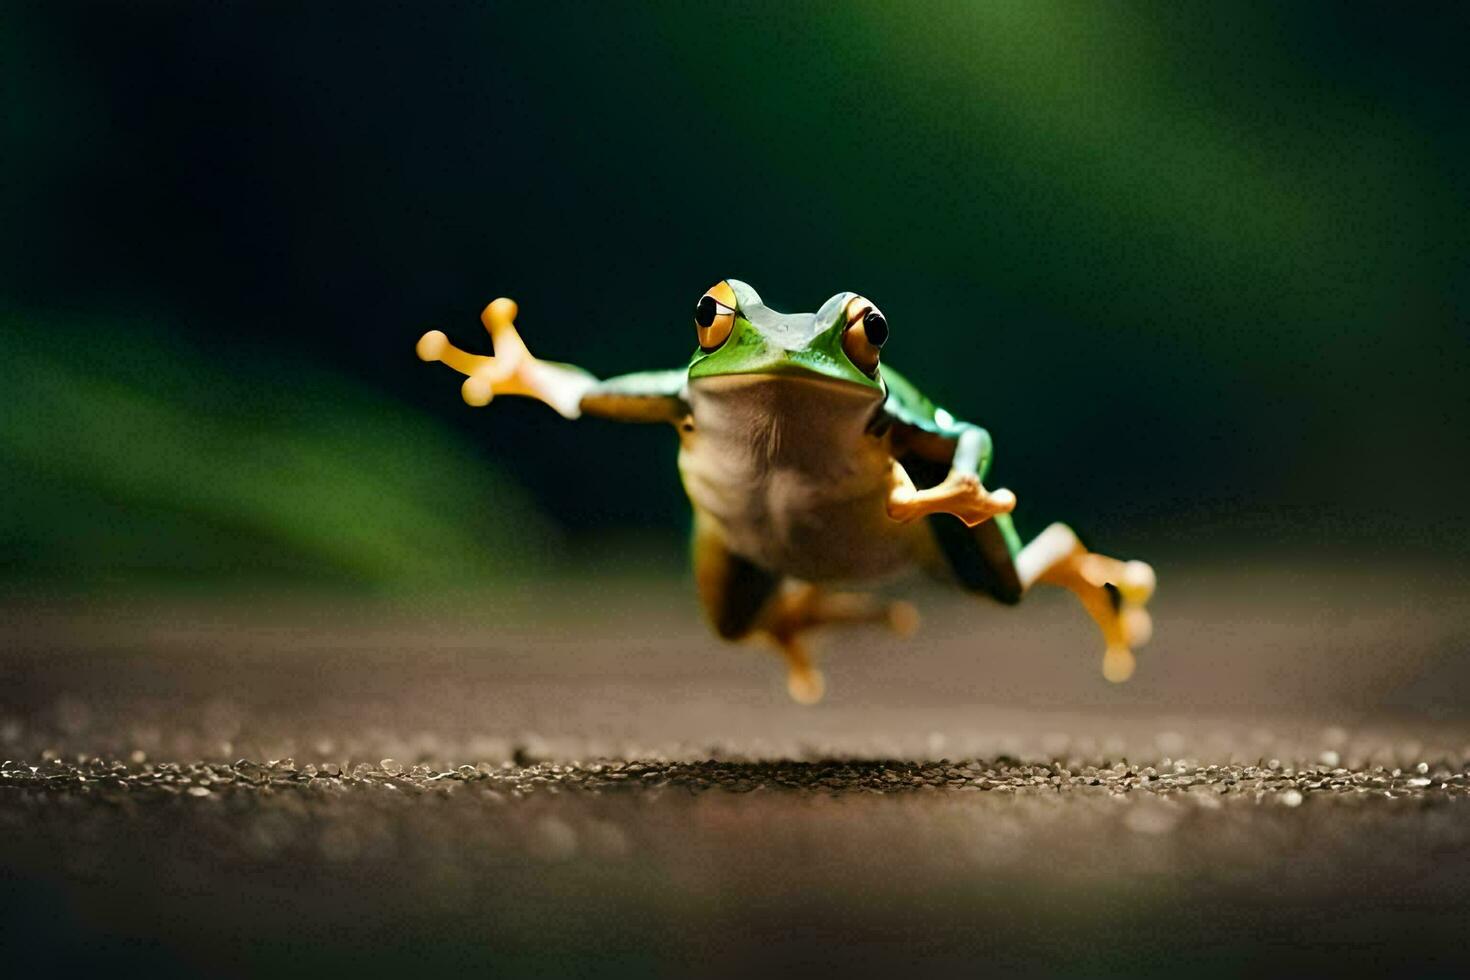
top-left (886, 463), bottom-right (1017, 527)
top-left (417, 298), bottom-right (595, 418)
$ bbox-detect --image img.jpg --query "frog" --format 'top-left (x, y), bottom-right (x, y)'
top-left (416, 280), bottom-right (1155, 704)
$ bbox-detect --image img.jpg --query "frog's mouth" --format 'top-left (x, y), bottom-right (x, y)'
top-left (688, 350), bottom-right (885, 393)
top-left (687, 372), bottom-right (887, 443)
top-left (689, 371), bottom-right (884, 402)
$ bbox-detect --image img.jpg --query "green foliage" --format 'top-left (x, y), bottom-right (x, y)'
top-left (0, 314), bottom-right (556, 589)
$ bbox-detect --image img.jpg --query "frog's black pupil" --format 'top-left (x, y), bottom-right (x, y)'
top-left (695, 295), bottom-right (717, 328)
top-left (863, 310), bottom-right (889, 347)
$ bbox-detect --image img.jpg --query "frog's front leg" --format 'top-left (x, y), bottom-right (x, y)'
top-left (418, 298), bottom-right (688, 422)
top-left (886, 426), bottom-right (1016, 527)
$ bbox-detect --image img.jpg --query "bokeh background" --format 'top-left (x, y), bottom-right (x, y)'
top-left (5, 7), bottom-right (1470, 975)
top-left (4, 1), bottom-right (1468, 589)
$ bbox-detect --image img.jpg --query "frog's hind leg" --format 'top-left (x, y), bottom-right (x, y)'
top-left (1016, 523), bottom-right (1156, 683)
top-left (925, 509), bottom-right (1154, 682)
top-left (760, 583), bottom-right (919, 703)
top-left (693, 519), bottom-right (916, 704)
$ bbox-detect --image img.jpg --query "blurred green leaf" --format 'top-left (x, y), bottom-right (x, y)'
top-left (0, 313), bottom-right (558, 590)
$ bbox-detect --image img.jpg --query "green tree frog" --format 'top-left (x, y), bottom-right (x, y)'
top-left (417, 280), bottom-right (1155, 703)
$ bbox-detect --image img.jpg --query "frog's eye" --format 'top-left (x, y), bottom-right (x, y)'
top-left (841, 295), bottom-right (887, 375)
top-left (695, 281), bottom-right (737, 351)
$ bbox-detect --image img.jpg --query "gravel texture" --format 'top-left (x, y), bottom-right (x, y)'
top-left (6, 753), bottom-right (1469, 801)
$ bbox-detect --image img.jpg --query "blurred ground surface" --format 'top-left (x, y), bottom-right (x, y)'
top-left (2, 562), bottom-right (1469, 977)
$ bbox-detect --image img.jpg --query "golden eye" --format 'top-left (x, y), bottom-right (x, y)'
top-left (694, 280), bottom-right (737, 351)
top-left (841, 295), bottom-right (887, 374)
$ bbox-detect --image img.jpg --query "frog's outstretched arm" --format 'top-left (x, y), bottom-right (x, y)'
top-left (417, 298), bottom-right (688, 423)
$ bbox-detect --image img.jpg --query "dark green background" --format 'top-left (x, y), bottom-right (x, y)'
top-left (5, 2), bottom-right (1467, 588)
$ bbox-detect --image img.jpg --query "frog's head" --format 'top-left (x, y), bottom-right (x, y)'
top-left (687, 280), bottom-right (889, 393)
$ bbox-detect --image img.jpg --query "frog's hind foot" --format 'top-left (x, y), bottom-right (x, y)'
top-left (1019, 523), bottom-right (1155, 683)
top-left (761, 584), bottom-right (919, 704)
top-left (417, 298), bottom-right (593, 418)
top-left (773, 633), bottom-right (826, 705)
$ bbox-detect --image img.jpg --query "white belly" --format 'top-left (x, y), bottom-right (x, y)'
top-left (677, 375), bottom-right (924, 583)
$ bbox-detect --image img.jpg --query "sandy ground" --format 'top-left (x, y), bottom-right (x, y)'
top-left (2, 562), bottom-right (1469, 976)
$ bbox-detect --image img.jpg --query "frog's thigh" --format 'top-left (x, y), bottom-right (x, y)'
top-left (692, 519), bottom-right (782, 640)
top-left (925, 511), bottom-right (1025, 605)
top-left (691, 522), bottom-right (820, 702)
